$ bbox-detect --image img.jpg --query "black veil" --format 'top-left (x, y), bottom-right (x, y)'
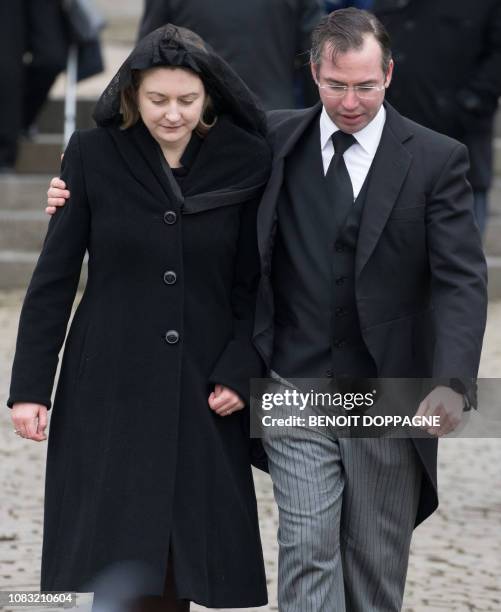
top-left (93, 24), bottom-right (267, 137)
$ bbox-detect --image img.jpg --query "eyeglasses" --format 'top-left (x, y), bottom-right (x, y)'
top-left (316, 83), bottom-right (387, 100)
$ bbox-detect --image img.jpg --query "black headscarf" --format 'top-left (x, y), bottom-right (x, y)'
top-left (93, 24), bottom-right (267, 137)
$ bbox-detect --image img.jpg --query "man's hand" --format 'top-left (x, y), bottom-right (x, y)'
top-left (46, 177), bottom-right (70, 215)
top-left (11, 403), bottom-right (48, 441)
top-left (208, 384), bottom-right (245, 416)
top-left (415, 385), bottom-right (464, 437)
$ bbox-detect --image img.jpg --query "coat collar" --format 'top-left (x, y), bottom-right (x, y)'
top-left (258, 101), bottom-right (415, 276)
top-left (355, 102), bottom-right (414, 277)
top-left (272, 102), bottom-right (323, 161)
top-left (257, 103), bottom-right (322, 267)
top-left (108, 120), bottom-right (184, 207)
top-left (107, 117), bottom-right (272, 210)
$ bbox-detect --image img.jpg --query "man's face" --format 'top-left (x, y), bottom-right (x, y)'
top-left (311, 34), bottom-right (393, 134)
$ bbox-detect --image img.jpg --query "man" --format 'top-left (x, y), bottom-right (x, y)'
top-left (251, 8), bottom-right (487, 611)
top-left (47, 9), bottom-right (487, 610)
top-left (373, 0), bottom-right (501, 236)
top-left (0, 0), bottom-right (68, 171)
top-left (138, 0), bottom-right (324, 110)
top-left (0, 0), bottom-right (104, 173)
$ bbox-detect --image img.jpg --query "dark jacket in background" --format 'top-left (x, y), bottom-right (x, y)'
top-left (138, 0), bottom-right (324, 110)
top-left (0, 0), bottom-right (67, 165)
top-left (373, 0), bottom-right (501, 191)
top-left (325, 0), bottom-right (374, 9)
top-left (0, 0), bottom-right (103, 167)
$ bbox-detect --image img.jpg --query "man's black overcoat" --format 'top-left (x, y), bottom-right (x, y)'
top-left (254, 102), bottom-right (488, 526)
top-left (8, 117), bottom-right (271, 607)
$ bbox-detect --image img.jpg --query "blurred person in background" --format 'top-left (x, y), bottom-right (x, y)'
top-left (8, 25), bottom-right (270, 612)
top-left (0, 0), bottom-right (68, 171)
top-left (0, 0), bottom-right (103, 173)
top-left (373, 0), bottom-right (501, 237)
top-left (138, 0), bottom-right (325, 110)
top-left (325, 0), bottom-right (374, 10)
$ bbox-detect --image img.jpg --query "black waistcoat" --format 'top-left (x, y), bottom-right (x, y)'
top-left (271, 119), bottom-right (377, 379)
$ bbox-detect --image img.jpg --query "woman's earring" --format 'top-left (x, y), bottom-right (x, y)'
top-left (199, 111), bottom-right (217, 130)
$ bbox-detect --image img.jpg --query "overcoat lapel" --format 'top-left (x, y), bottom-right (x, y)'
top-left (108, 122), bottom-right (184, 207)
top-left (355, 104), bottom-right (413, 278)
top-left (109, 119), bottom-right (271, 213)
top-left (257, 103), bottom-right (322, 267)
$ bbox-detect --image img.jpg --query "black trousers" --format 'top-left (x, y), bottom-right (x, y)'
top-left (0, 0), bottom-right (68, 166)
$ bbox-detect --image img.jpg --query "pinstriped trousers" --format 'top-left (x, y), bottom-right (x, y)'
top-left (262, 426), bottom-right (422, 612)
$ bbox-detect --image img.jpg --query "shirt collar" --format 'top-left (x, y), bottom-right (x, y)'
top-left (319, 104), bottom-right (386, 156)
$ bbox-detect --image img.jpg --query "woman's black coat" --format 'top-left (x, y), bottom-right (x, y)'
top-left (8, 116), bottom-right (271, 607)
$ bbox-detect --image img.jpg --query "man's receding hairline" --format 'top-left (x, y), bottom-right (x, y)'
top-left (318, 33), bottom-right (381, 65)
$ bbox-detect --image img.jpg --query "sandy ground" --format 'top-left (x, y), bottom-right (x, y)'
top-left (0, 291), bottom-right (500, 611)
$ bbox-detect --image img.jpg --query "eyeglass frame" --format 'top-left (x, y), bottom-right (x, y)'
top-left (315, 81), bottom-right (388, 99)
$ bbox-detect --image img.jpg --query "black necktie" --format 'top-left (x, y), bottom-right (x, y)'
top-left (326, 130), bottom-right (357, 228)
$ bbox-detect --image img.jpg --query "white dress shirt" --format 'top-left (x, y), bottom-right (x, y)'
top-left (319, 105), bottom-right (386, 199)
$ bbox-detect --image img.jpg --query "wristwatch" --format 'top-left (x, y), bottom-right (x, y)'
top-left (448, 378), bottom-right (477, 412)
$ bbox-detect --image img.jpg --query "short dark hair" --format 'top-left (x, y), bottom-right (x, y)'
top-left (311, 8), bottom-right (392, 75)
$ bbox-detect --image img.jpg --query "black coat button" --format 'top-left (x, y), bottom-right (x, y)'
top-left (163, 270), bottom-right (177, 285)
top-left (163, 210), bottom-right (177, 225)
top-left (335, 242), bottom-right (345, 253)
top-left (326, 369), bottom-right (334, 378)
top-left (335, 307), bottom-right (347, 317)
top-left (335, 276), bottom-right (346, 286)
top-left (165, 330), bottom-right (180, 344)
top-left (334, 339), bottom-right (347, 349)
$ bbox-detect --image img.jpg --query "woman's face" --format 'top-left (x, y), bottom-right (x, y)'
top-left (137, 67), bottom-right (206, 149)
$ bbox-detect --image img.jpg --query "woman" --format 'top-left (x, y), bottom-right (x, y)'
top-left (8, 25), bottom-right (271, 611)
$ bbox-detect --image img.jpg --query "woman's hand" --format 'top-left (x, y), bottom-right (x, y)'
top-left (208, 384), bottom-right (245, 416)
top-left (11, 403), bottom-right (48, 441)
top-left (46, 176), bottom-right (70, 215)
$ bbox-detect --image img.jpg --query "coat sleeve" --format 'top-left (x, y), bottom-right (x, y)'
top-left (137, 0), bottom-right (170, 41)
top-left (7, 132), bottom-right (90, 410)
top-left (208, 197), bottom-right (265, 405)
top-left (426, 142), bottom-right (488, 398)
